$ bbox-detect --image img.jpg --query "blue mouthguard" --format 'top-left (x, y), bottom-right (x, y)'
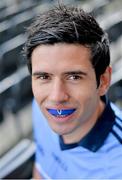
top-left (47, 108), bottom-right (76, 116)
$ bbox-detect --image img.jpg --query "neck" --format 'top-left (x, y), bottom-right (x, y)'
top-left (62, 100), bottom-right (105, 144)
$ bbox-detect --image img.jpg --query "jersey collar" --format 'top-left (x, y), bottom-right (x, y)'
top-left (59, 96), bottom-right (115, 152)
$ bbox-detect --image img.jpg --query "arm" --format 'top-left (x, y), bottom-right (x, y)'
top-left (33, 165), bottom-right (43, 179)
top-left (32, 100), bottom-right (50, 179)
top-left (32, 101), bottom-right (44, 179)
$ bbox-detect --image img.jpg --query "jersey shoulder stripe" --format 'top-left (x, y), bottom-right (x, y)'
top-left (111, 113), bottom-right (122, 144)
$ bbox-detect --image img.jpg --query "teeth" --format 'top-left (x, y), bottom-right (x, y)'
top-left (55, 115), bottom-right (68, 117)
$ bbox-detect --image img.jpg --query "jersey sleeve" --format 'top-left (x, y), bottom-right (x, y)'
top-left (32, 99), bottom-right (56, 179)
top-left (32, 99), bottom-right (49, 178)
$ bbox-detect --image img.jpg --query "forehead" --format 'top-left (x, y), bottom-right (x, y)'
top-left (31, 43), bottom-right (93, 73)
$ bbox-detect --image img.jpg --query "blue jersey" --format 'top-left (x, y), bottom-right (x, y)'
top-left (32, 98), bottom-right (122, 179)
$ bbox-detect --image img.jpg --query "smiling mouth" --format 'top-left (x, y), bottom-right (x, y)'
top-left (47, 108), bottom-right (76, 117)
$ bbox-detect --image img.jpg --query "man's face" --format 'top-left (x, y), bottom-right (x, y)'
top-left (32, 43), bottom-right (109, 143)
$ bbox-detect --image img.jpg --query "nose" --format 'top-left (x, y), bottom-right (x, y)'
top-left (48, 79), bottom-right (69, 104)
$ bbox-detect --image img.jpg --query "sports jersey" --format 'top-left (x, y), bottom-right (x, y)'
top-left (32, 97), bottom-right (122, 179)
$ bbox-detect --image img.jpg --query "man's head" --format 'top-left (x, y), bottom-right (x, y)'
top-left (24, 4), bottom-right (110, 86)
top-left (24, 4), bottom-right (111, 143)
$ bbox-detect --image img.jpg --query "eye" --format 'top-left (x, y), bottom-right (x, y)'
top-left (39, 74), bottom-right (50, 80)
top-left (34, 73), bottom-right (51, 82)
top-left (68, 74), bottom-right (82, 80)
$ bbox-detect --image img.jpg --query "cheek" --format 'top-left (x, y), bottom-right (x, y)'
top-left (32, 81), bottom-right (43, 102)
top-left (32, 81), bottom-right (50, 106)
top-left (77, 89), bottom-right (99, 120)
top-left (73, 84), bottom-right (99, 112)
top-left (72, 84), bottom-right (97, 100)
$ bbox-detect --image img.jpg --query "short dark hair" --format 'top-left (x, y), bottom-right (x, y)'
top-left (24, 4), bottom-right (110, 86)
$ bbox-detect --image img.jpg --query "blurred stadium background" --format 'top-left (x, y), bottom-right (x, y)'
top-left (0, 0), bottom-right (122, 178)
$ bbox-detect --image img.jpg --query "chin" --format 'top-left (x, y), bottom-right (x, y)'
top-left (50, 124), bottom-right (74, 136)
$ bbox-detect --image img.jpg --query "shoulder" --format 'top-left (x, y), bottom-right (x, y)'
top-left (32, 99), bottom-right (51, 142)
top-left (32, 99), bottom-right (48, 127)
top-left (32, 99), bottom-right (59, 144)
top-left (110, 103), bottom-right (122, 144)
top-left (111, 103), bottom-right (122, 118)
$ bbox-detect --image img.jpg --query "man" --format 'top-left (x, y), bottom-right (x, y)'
top-left (24, 4), bottom-right (122, 179)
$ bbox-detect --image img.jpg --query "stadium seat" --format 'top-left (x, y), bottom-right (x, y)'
top-left (0, 34), bottom-right (26, 80)
top-left (108, 79), bottom-right (122, 109)
top-left (10, 74), bottom-right (33, 113)
top-left (0, 139), bottom-right (35, 179)
top-left (0, 0), bottom-right (38, 22)
top-left (0, 10), bottom-right (35, 44)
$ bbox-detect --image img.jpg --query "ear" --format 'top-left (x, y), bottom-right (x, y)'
top-left (98, 66), bottom-right (112, 96)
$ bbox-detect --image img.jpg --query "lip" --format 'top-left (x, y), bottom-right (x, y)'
top-left (47, 108), bottom-right (76, 116)
top-left (46, 108), bottom-right (76, 123)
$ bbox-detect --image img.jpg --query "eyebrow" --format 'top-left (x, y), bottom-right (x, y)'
top-left (64, 71), bottom-right (87, 76)
top-left (32, 72), bottom-right (52, 76)
top-left (32, 70), bottom-right (87, 76)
